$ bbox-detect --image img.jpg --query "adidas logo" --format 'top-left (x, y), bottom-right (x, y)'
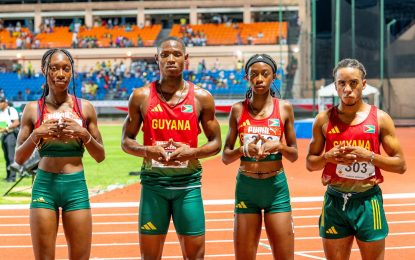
top-left (151, 104), bottom-right (163, 112)
top-left (32, 197), bottom-right (46, 203)
top-left (235, 201), bottom-right (248, 209)
top-left (240, 119), bottom-right (250, 127)
top-left (141, 221), bottom-right (157, 231)
top-left (328, 126), bottom-right (340, 134)
top-left (325, 226), bottom-right (338, 235)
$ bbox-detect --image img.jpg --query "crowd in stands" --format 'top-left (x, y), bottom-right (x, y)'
top-left (1, 15), bottom-right (288, 49)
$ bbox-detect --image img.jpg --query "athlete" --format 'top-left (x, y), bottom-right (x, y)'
top-left (121, 36), bottom-right (221, 259)
top-left (15, 49), bottom-right (105, 260)
top-left (306, 58), bottom-right (406, 260)
top-left (222, 54), bottom-right (298, 260)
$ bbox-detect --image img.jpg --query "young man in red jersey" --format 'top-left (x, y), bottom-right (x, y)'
top-left (306, 58), bottom-right (406, 260)
top-left (121, 36), bottom-right (221, 259)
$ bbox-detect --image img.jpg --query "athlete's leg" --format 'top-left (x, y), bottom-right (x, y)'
top-left (30, 208), bottom-right (59, 260)
top-left (264, 212), bottom-right (294, 260)
top-left (234, 213), bottom-right (262, 260)
top-left (177, 234), bottom-right (205, 260)
top-left (139, 234), bottom-right (168, 260)
top-left (356, 238), bottom-right (385, 260)
top-left (139, 185), bottom-right (171, 259)
top-left (173, 188), bottom-right (205, 259)
top-left (62, 209), bottom-right (92, 260)
top-left (322, 236), bottom-right (354, 260)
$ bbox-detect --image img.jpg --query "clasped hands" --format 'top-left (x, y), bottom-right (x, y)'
top-left (145, 138), bottom-right (194, 166)
top-left (324, 143), bottom-right (372, 166)
top-left (243, 134), bottom-right (281, 161)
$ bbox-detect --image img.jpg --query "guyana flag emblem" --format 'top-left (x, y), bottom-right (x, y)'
top-left (268, 118), bottom-right (280, 127)
top-left (181, 105), bottom-right (193, 113)
top-left (364, 125), bottom-right (375, 134)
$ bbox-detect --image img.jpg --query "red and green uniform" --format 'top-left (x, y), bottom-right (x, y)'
top-left (139, 81), bottom-right (204, 236)
top-left (234, 98), bottom-right (291, 214)
top-left (35, 95), bottom-right (85, 157)
top-left (31, 95), bottom-right (90, 212)
top-left (319, 105), bottom-right (388, 241)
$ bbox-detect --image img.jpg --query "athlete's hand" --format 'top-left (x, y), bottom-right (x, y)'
top-left (58, 117), bottom-right (87, 142)
top-left (258, 134), bottom-right (281, 159)
top-left (324, 143), bottom-right (357, 166)
top-left (146, 142), bottom-right (170, 163)
top-left (341, 145), bottom-right (372, 163)
top-left (246, 134), bottom-right (262, 160)
top-left (167, 139), bottom-right (194, 163)
top-left (34, 119), bottom-right (60, 141)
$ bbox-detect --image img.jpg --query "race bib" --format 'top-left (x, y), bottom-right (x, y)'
top-left (336, 162), bottom-right (375, 180)
top-left (243, 133), bottom-right (280, 152)
top-left (151, 141), bottom-right (189, 168)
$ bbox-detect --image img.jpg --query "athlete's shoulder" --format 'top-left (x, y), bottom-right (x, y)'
top-left (131, 83), bottom-right (152, 100)
top-left (314, 109), bottom-right (331, 126)
top-left (193, 84), bottom-right (213, 99)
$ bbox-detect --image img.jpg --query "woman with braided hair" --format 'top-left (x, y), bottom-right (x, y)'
top-left (15, 49), bottom-right (105, 259)
top-left (222, 54), bottom-right (298, 259)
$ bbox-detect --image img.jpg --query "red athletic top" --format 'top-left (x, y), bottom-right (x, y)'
top-left (35, 95), bottom-right (86, 157)
top-left (322, 105), bottom-right (383, 192)
top-left (237, 98), bottom-right (284, 161)
top-left (142, 81), bottom-right (201, 147)
top-left (140, 81), bottom-right (202, 186)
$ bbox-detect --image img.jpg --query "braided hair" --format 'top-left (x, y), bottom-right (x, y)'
top-left (40, 49), bottom-right (85, 126)
top-left (244, 53), bottom-right (280, 100)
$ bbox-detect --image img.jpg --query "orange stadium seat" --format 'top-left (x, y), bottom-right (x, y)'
top-left (170, 22), bottom-right (287, 46)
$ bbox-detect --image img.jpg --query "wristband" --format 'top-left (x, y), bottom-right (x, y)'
top-left (30, 134), bottom-right (40, 149)
top-left (84, 133), bottom-right (92, 145)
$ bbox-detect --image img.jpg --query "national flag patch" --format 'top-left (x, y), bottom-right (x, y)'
top-left (328, 126), bottom-right (340, 134)
top-left (151, 104), bottom-right (163, 112)
top-left (364, 125), bottom-right (375, 134)
top-left (181, 105), bottom-right (193, 113)
top-left (268, 119), bottom-right (280, 127)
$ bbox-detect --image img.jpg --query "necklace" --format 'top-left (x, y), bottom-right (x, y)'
top-left (157, 81), bottom-right (187, 108)
top-left (248, 101), bottom-right (266, 117)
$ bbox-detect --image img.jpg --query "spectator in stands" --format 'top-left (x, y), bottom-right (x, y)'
top-left (26, 61), bottom-right (33, 79)
top-left (0, 97), bottom-right (20, 182)
top-left (15, 48), bottom-right (105, 259)
top-left (257, 31), bottom-right (264, 39)
top-left (247, 35), bottom-right (254, 45)
top-left (121, 36), bottom-right (221, 260)
top-left (222, 54), bottom-right (297, 260)
top-left (137, 35), bottom-right (143, 47)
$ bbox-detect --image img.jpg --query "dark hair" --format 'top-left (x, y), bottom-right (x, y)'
top-left (333, 58), bottom-right (367, 80)
top-left (40, 49), bottom-right (84, 126)
top-left (244, 54), bottom-right (280, 99)
top-left (156, 36), bottom-right (186, 54)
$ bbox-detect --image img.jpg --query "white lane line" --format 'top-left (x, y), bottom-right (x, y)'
top-left (258, 241), bottom-right (272, 251)
top-left (297, 245), bottom-right (415, 254)
top-left (2, 193), bottom-right (415, 210)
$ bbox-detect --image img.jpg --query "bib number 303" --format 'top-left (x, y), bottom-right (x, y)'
top-left (336, 162), bottom-right (375, 180)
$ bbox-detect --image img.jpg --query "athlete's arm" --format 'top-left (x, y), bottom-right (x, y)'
top-left (121, 87), bottom-right (148, 158)
top-left (278, 100), bottom-right (298, 162)
top-left (193, 88), bottom-right (222, 159)
top-left (80, 100), bottom-right (105, 162)
top-left (306, 112), bottom-right (330, 171)
top-left (222, 103), bottom-right (244, 165)
top-left (15, 101), bottom-right (38, 164)
top-left (121, 86), bottom-right (169, 161)
top-left (377, 110), bottom-right (406, 173)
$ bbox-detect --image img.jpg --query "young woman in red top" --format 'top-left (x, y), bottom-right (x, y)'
top-left (222, 54), bottom-right (298, 260)
top-left (15, 49), bottom-right (105, 260)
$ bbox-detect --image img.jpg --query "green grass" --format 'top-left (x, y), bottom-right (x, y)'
top-left (0, 122), bottom-right (230, 204)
